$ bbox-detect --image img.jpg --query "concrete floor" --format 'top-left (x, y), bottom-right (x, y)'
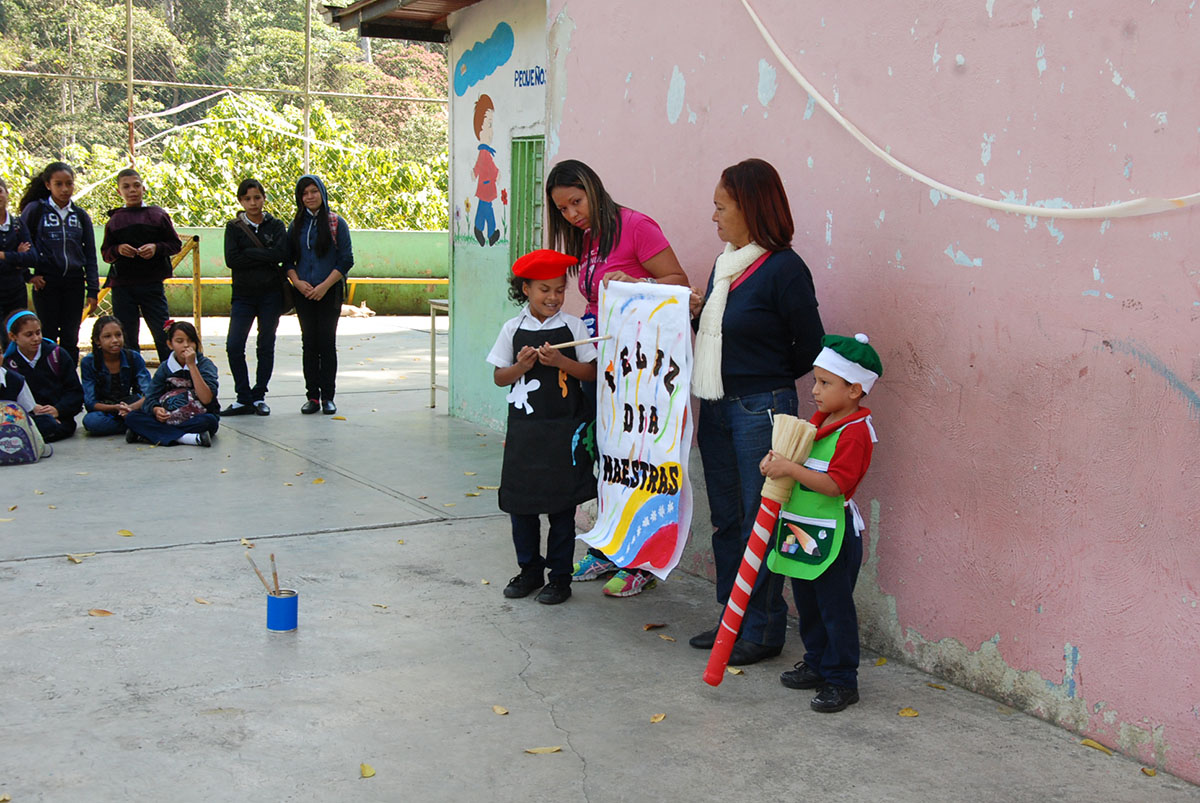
top-left (1, 317), bottom-right (1195, 802)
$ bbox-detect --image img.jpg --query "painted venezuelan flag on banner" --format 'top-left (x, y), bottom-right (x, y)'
top-left (579, 281), bottom-right (693, 580)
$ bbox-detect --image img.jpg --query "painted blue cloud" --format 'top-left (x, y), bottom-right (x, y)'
top-left (454, 22), bottom-right (514, 97)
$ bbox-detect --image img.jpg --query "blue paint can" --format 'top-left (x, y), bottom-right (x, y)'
top-left (266, 589), bottom-right (298, 632)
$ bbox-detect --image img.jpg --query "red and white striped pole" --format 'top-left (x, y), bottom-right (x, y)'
top-left (703, 414), bottom-right (815, 687)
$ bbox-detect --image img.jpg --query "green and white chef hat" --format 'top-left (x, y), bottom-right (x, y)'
top-left (813, 333), bottom-right (883, 394)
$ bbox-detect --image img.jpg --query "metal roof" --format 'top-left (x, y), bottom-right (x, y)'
top-left (324, 0), bottom-right (485, 42)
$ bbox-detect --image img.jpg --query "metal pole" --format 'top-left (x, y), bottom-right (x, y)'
top-left (126, 0), bottom-right (134, 165)
top-left (303, 0), bottom-right (312, 173)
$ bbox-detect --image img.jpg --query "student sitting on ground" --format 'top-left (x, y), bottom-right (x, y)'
top-left (2, 309), bottom-right (82, 443)
top-left (123, 321), bottom-right (219, 448)
top-left (79, 315), bottom-right (151, 436)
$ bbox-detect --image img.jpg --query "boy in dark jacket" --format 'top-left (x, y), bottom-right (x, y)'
top-left (100, 168), bottom-right (182, 361)
top-left (222, 178), bottom-right (288, 416)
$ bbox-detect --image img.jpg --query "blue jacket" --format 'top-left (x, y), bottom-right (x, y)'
top-left (20, 199), bottom-right (99, 296)
top-left (1, 340), bottom-right (83, 419)
top-left (0, 213), bottom-right (38, 297)
top-left (80, 348), bottom-right (152, 411)
top-left (286, 175), bottom-right (353, 287)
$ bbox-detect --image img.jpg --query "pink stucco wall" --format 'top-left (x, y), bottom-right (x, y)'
top-left (548, 0), bottom-right (1200, 781)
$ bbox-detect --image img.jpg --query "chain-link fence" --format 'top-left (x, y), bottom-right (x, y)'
top-left (0, 0), bottom-right (448, 230)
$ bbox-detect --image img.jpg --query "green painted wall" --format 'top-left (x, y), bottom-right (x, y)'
top-left (448, 233), bottom-right (513, 430)
top-left (90, 226), bottom-right (448, 315)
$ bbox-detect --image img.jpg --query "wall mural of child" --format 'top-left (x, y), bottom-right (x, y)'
top-left (472, 94), bottom-right (501, 247)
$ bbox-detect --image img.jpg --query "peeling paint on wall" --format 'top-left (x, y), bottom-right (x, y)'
top-left (666, 65), bottom-right (686, 124)
top-left (757, 58), bottom-right (777, 107)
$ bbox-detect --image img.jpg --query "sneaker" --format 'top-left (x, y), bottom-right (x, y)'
top-left (810, 684), bottom-right (859, 713)
top-left (780, 661), bottom-right (823, 690)
top-left (572, 553), bottom-right (618, 582)
top-left (503, 570), bottom-right (544, 599)
top-left (602, 569), bottom-right (656, 597)
top-left (535, 580), bottom-right (572, 605)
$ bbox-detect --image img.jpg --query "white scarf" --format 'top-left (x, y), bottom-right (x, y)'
top-left (692, 241), bottom-right (767, 400)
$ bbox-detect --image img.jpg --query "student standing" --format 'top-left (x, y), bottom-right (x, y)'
top-left (18, 162), bottom-right (98, 363)
top-left (286, 175), bottom-right (352, 415)
top-left (487, 250), bottom-right (598, 605)
top-left (223, 178), bottom-right (287, 417)
top-left (100, 168), bottom-right (182, 361)
top-left (0, 177), bottom-right (37, 352)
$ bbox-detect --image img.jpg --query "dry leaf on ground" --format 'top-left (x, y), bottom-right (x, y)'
top-left (650, 713), bottom-right (666, 723)
top-left (194, 597), bottom-right (211, 605)
top-left (7, 504), bottom-right (16, 511)
top-left (332, 416), bottom-right (346, 420)
top-left (524, 746), bottom-right (561, 755)
top-left (1081, 738), bottom-right (1113, 756)
top-left (372, 603), bottom-right (388, 609)
top-left (35, 489), bottom-right (44, 494)
top-left (643, 623), bottom-right (667, 631)
top-left (240, 538), bottom-right (253, 547)
top-left (1142, 768), bottom-right (1157, 776)
top-left (117, 529), bottom-right (134, 537)
top-left (898, 707), bottom-right (919, 717)
top-left (444, 503), bottom-right (456, 507)
top-left (875, 657), bottom-right (887, 666)
top-left (396, 539), bottom-right (405, 544)
top-left (477, 485), bottom-right (499, 490)
top-left (219, 468), bottom-right (228, 474)
top-left (465, 492), bottom-right (481, 497)
top-left (727, 667), bottom-right (745, 675)
top-left (481, 579), bottom-right (490, 585)
top-left (927, 683), bottom-right (947, 690)
top-left (0, 518), bottom-right (13, 522)
top-left (312, 478), bottom-right (325, 484)
top-left (88, 609), bottom-right (113, 617)
top-left (295, 472), bottom-right (304, 476)
top-left (360, 763), bottom-right (375, 778)
top-left (492, 705), bottom-right (509, 715)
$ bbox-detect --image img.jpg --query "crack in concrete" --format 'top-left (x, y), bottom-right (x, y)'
top-left (488, 617), bottom-right (591, 801)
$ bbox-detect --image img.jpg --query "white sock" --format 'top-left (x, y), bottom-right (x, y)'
top-left (178, 433), bottom-right (201, 446)
top-left (228, 401), bottom-right (245, 409)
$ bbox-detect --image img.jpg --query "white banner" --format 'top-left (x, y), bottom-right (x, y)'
top-left (578, 281), bottom-right (693, 580)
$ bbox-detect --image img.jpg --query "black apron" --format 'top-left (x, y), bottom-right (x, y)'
top-left (498, 323), bottom-right (597, 515)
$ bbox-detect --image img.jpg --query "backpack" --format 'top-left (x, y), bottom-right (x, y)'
top-left (0, 400), bottom-right (52, 465)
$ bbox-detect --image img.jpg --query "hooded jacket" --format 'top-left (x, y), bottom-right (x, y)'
top-left (0, 211), bottom-right (38, 297)
top-left (20, 198), bottom-right (99, 296)
top-left (286, 175), bottom-right (353, 287)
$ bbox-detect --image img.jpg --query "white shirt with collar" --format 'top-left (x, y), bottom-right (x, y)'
top-left (50, 199), bottom-right (72, 222)
top-left (486, 306), bottom-right (597, 368)
top-left (0, 211), bottom-right (10, 232)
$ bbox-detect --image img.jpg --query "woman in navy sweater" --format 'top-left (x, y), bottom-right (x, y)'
top-left (285, 174), bottom-right (353, 415)
top-left (687, 158), bottom-right (825, 667)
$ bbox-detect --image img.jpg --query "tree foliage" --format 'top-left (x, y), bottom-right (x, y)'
top-left (0, 0), bottom-right (448, 229)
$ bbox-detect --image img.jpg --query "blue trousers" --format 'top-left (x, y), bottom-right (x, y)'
top-left (111, 283), bottom-right (170, 361)
top-left (474, 200), bottom-right (496, 239)
top-left (32, 278), bottom-right (86, 365)
top-left (792, 510), bottom-right (863, 689)
top-left (226, 291), bottom-right (283, 405)
top-left (33, 413), bottom-right (76, 443)
top-left (124, 410), bottom-right (219, 446)
top-left (510, 508), bottom-right (575, 583)
top-left (697, 387), bottom-right (799, 647)
top-left (83, 410), bottom-right (126, 435)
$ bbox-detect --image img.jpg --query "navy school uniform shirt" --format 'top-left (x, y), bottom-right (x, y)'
top-left (286, 175), bottom-right (353, 287)
top-left (0, 211), bottom-right (38, 298)
top-left (2, 340), bottom-right (83, 419)
top-left (142, 352), bottom-right (220, 414)
top-left (20, 198), bottom-right (99, 296)
top-left (225, 212), bottom-right (288, 297)
top-left (80, 348), bottom-right (152, 410)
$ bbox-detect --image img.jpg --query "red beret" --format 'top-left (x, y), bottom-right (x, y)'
top-left (512, 249), bottom-right (577, 280)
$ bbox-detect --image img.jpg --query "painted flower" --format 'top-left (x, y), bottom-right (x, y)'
top-left (501, 189), bottom-right (508, 205)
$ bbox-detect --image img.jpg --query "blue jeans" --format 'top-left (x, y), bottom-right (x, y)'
top-left (83, 411), bottom-right (126, 435)
top-left (111, 283), bottom-right (170, 361)
top-left (792, 508), bottom-right (863, 689)
top-left (124, 410), bottom-right (219, 445)
top-left (697, 387), bottom-right (799, 647)
top-left (226, 291), bottom-right (283, 405)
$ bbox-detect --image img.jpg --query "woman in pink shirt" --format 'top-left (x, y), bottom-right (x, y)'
top-left (545, 159), bottom-right (689, 598)
top-left (546, 160), bottom-right (688, 336)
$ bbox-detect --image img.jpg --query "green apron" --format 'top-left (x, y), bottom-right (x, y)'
top-left (765, 426), bottom-right (847, 581)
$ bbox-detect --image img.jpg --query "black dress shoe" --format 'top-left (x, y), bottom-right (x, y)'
top-left (810, 684), bottom-right (859, 713)
top-left (535, 580), bottom-right (571, 605)
top-left (728, 639), bottom-right (784, 666)
top-left (125, 428), bottom-right (139, 444)
top-left (503, 570), bottom-right (544, 599)
top-left (321, 400), bottom-right (337, 415)
top-left (688, 625), bottom-right (720, 650)
top-left (253, 401), bottom-right (271, 416)
top-left (780, 661), bottom-right (823, 690)
top-left (220, 403), bottom-right (253, 416)
top-left (197, 431), bottom-right (212, 448)
top-left (300, 399), bottom-right (320, 414)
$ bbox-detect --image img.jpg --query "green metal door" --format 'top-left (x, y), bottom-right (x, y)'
top-left (509, 136), bottom-right (545, 264)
